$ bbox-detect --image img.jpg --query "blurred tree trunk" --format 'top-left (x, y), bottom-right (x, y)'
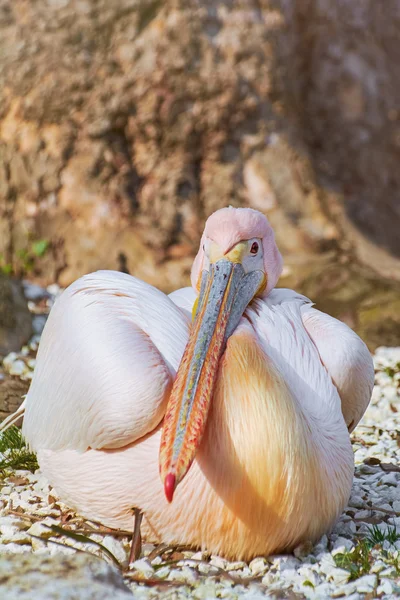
top-left (276, 0), bottom-right (400, 280)
top-left (0, 275), bottom-right (32, 356)
top-left (0, 0), bottom-right (399, 347)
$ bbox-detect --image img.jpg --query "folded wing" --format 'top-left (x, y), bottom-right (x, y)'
top-left (301, 306), bottom-right (374, 431)
top-left (22, 271), bottom-right (190, 452)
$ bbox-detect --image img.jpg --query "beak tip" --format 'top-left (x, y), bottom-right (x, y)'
top-left (164, 473), bottom-right (176, 503)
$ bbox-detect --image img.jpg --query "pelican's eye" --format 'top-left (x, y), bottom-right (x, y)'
top-left (250, 241), bottom-right (259, 255)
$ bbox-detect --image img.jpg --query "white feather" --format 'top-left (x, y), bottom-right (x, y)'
top-left (245, 290), bottom-right (345, 427)
top-left (245, 288), bottom-right (373, 432)
top-left (22, 271), bottom-right (190, 452)
top-left (301, 305), bottom-right (374, 431)
top-left (168, 286), bottom-right (196, 319)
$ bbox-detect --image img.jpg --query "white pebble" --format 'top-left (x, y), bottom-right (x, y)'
top-left (2, 352), bottom-right (18, 369)
top-left (210, 555), bottom-right (227, 569)
top-left (381, 472), bottom-right (398, 486)
top-left (377, 579), bottom-right (393, 595)
top-left (249, 557), bottom-right (268, 575)
top-left (101, 535), bottom-right (127, 564)
top-left (331, 582), bottom-right (357, 598)
top-left (332, 537), bottom-right (354, 552)
top-left (8, 360), bottom-right (27, 376)
top-left (327, 567), bottom-right (350, 585)
top-left (355, 574), bottom-right (377, 593)
top-left (130, 557), bottom-right (154, 574)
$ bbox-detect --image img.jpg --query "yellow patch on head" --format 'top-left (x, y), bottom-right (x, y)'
top-left (209, 241), bottom-right (248, 264)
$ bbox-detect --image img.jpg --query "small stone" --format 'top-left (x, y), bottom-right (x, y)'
top-left (1, 531), bottom-right (31, 545)
top-left (381, 472), bottom-right (398, 486)
top-left (262, 572), bottom-right (277, 585)
top-left (198, 562), bottom-right (213, 574)
top-left (332, 537), bottom-right (354, 553)
top-left (354, 509), bottom-right (370, 519)
top-left (373, 502), bottom-right (392, 511)
top-left (26, 520), bottom-right (58, 541)
top-left (348, 495), bottom-right (365, 509)
top-left (2, 352), bottom-right (18, 369)
top-left (8, 360), bottom-right (27, 376)
top-left (225, 560), bottom-right (246, 571)
top-left (141, 543), bottom-right (155, 556)
top-left (32, 315), bottom-right (47, 336)
top-left (298, 567), bottom-right (317, 587)
top-left (29, 340), bottom-right (39, 351)
top-left (191, 551), bottom-right (208, 561)
top-left (277, 556), bottom-right (301, 571)
top-left (293, 540), bottom-right (314, 558)
top-left (355, 574), bottom-right (377, 593)
top-left (209, 555), bottom-right (227, 569)
top-left (167, 566), bottom-right (198, 584)
top-left (249, 557), bottom-right (268, 575)
top-left (331, 582), bottom-right (357, 598)
top-left (47, 283), bottom-right (61, 296)
top-left (328, 567), bottom-right (351, 585)
top-left (101, 536), bottom-right (127, 565)
top-left (377, 579), bottom-right (393, 595)
top-left (153, 566), bottom-right (170, 579)
top-left (0, 516), bottom-right (29, 537)
top-left (379, 566), bottom-right (397, 577)
top-left (0, 552), bottom-right (133, 598)
top-left (193, 582), bottom-right (219, 599)
top-left (334, 521), bottom-right (356, 536)
top-left (0, 543), bottom-right (32, 554)
top-left (278, 568), bottom-right (297, 583)
top-left (130, 558), bottom-right (153, 575)
top-left (318, 553), bottom-right (336, 575)
top-left (370, 560), bottom-right (386, 573)
top-left (331, 546), bottom-right (347, 557)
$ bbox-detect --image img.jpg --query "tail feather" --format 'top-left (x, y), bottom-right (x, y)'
top-left (0, 400), bottom-right (26, 434)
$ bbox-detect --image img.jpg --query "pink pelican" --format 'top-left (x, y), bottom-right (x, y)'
top-left (1, 208), bottom-right (374, 560)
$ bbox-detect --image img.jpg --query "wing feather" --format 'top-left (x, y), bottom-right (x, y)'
top-left (301, 306), bottom-right (374, 431)
top-left (23, 271), bottom-right (190, 452)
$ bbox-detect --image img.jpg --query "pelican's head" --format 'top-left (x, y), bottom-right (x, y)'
top-left (159, 207), bottom-right (283, 501)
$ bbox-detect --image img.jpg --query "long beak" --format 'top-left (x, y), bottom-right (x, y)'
top-left (159, 258), bottom-right (265, 502)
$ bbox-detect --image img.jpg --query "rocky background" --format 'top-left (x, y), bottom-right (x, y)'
top-left (1, 0), bottom-right (400, 357)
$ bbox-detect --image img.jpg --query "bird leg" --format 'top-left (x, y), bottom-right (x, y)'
top-left (128, 507), bottom-right (143, 564)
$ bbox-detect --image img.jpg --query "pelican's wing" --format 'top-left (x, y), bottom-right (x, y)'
top-left (21, 271), bottom-right (190, 452)
top-left (301, 306), bottom-right (374, 431)
top-left (168, 286), bottom-right (196, 319)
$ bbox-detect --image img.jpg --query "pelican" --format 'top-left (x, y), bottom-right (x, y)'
top-left (1, 207), bottom-right (374, 560)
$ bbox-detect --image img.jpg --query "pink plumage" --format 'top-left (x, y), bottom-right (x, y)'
top-left (0, 207), bottom-right (374, 560)
top-left (191, 207), bottom-right (283, 294)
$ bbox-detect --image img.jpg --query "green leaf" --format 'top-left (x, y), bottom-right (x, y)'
top-left (334, 539), bottom-right (372, 580)
top-left (31, 239), bottom-right (49, 257)
top-left (366, 524), bottom-right (400, 546)
top-left (16, 249), bottom-right (29, 260)
top-left (0, 264), bottom-right (13, 275)
top-left (0, 426), bottom-right (38, 476)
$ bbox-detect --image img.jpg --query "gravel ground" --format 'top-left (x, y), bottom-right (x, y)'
top-left (0, 283), bottom-right (400, 599)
